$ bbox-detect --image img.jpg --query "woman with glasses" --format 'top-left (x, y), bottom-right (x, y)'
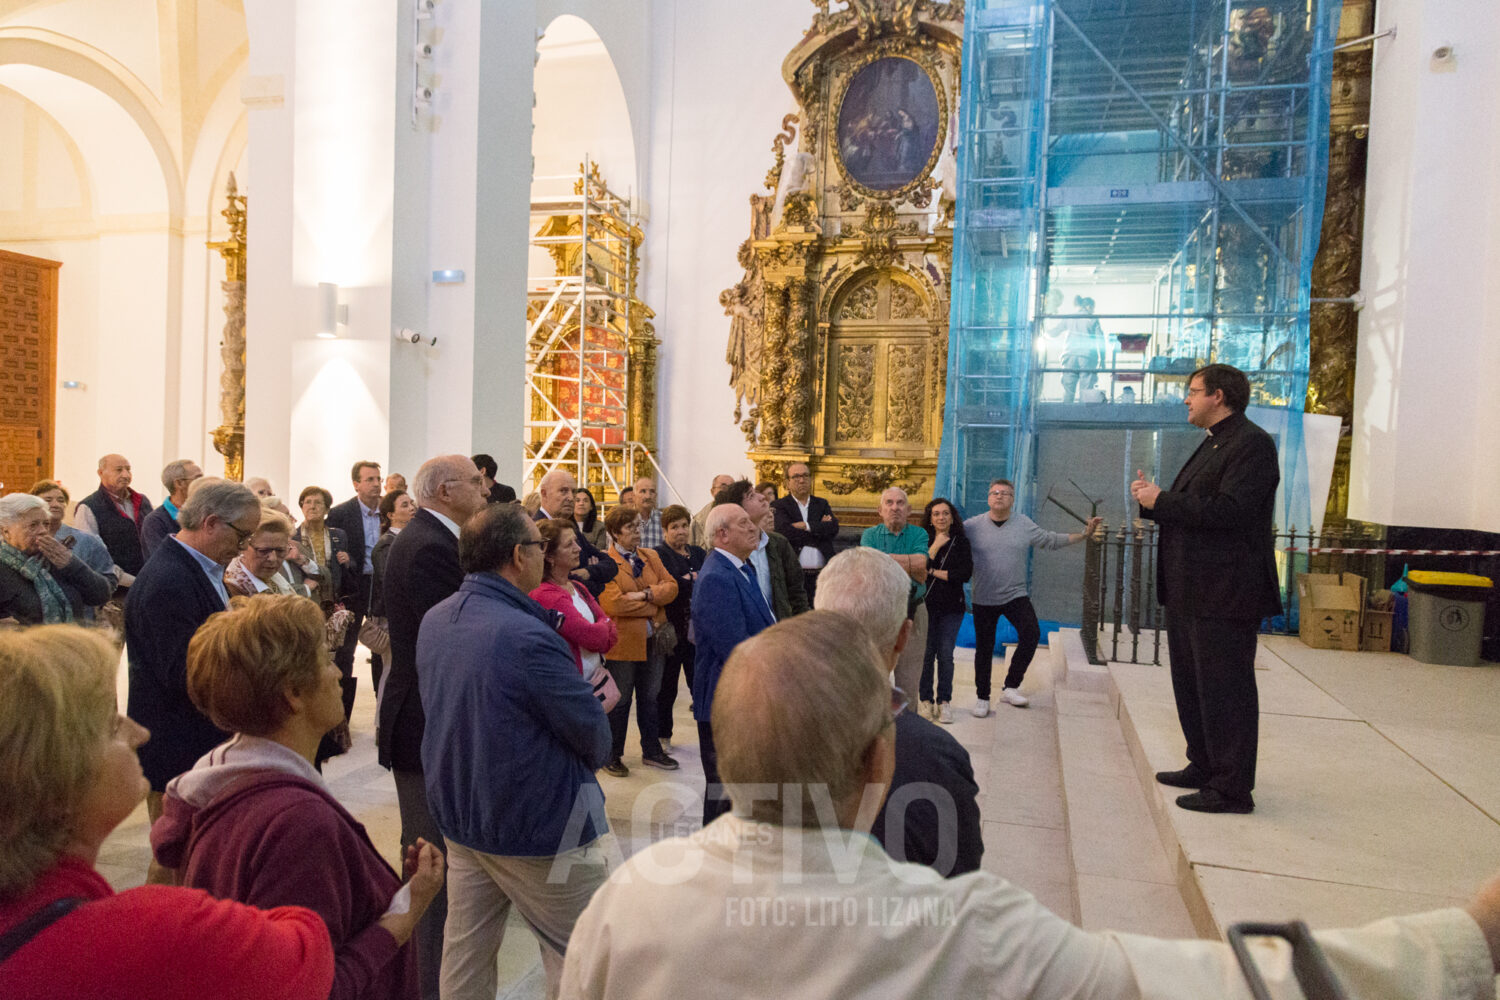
top-left (225, 510), bottom-right (306, 598)
top-left (0, 494), bottom-right (111, 626)
top-left (292, 486), bottom-right (355, 609)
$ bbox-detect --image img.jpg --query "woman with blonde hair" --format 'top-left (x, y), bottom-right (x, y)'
top-left (152, 594), bottom-right (444, 1000)
top-left (0, 624), bottom-right (335, 998)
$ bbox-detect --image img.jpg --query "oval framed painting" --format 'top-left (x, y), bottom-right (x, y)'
top-left (835, 54), bottom-right (945, 196)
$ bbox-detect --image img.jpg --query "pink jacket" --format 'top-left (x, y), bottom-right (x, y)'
top-left (531, 580), bottom-right (618, 674)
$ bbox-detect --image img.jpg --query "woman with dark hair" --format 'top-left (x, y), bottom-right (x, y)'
top-left (653, 504), bottom-right (704, 751)
top-left (573, 488), bottom-right (608, 550)
top-left (920, 498), bottom-right (972, 725)
top-left (153, 595), bottom-right (444, 1000)
top-left (530, 519), bottom-right (617, 681)
top-left (0, 625), bottom-right (336, 999)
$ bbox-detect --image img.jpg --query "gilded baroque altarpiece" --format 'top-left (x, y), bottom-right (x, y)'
top-left (724, 0), bottom-right (963, 511)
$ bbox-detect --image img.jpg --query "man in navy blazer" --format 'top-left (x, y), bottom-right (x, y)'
top-left (327, 459), bottom-right (384, 708)
top-left (377, 454), bottom-right (488, 999)
top-left (1133, 364), bottom-right (1281, 815)
top-left (770, 460), bottom-right (840, 601)
top-left (125, 478), bottom-right (261, 881)
top-left (690, 503), bottom-right (776, 824)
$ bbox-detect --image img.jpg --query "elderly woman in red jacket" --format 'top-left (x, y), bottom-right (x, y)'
top-left (150, 594), bottom-right (445, 1000)
top-left (0, 624), bottom-right (335, 1000)
top-left (530, 518), bottom-right (617, 680)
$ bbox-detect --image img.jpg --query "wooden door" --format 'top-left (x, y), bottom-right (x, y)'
top-left (0, 250), bottom-right (58, 494)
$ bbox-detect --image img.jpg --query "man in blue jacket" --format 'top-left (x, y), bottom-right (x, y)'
top-left (418, 502), bottom-right (612, 1000)
top-left (690, 502), bottom-right (777, 825)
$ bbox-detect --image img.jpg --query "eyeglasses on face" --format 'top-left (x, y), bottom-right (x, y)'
top-left (250, 545), bottom-right (289, 558)
top-left (227, 521), bottom-right (256, 545)
top-left (517, 540), bottom-right (546, 550)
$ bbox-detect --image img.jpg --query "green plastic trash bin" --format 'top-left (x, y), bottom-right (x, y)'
top-left (1406, 571), bottom-right (1491, 666)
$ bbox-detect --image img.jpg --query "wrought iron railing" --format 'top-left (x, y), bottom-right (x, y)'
top-left (1080, 521), bottom-right (1391, 665)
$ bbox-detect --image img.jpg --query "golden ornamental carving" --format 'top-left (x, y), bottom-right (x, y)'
top-left (890, 280), bottom-right (924, 320)
top-left (840, 279), bottom-right (879, 320)
top-left (885, 343), bottom-right (926, 442)
top-left (207, 173), bottom-right (247, 481)
top-left (819, 462), bottom-right (927, 496)
top-left (835, 343), bottom-right (875, 441)
top-left (729, 0), bottom-right (960, 514)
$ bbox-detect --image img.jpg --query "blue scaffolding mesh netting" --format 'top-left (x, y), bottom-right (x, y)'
top-left (937, 0), bottom-right (1340, 559)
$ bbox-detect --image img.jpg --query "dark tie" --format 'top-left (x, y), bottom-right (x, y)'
top-left (628, 552), bottom-right (645, 577)
top-left (740, 563), bottom-right (774, 620)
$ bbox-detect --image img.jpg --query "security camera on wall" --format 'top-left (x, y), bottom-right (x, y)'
top-left (395, 327), bottom-right (437, 347)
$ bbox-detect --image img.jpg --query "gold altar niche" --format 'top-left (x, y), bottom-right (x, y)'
top-left (724, 0), bottom-right (963, 519)
top-left (525, 161), bottom-right (659, 505)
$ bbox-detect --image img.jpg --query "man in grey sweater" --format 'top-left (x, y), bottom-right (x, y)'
top-left (963, 478), bottom-right (1100, 717)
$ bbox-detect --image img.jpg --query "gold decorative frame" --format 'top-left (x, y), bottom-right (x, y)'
top-left (829, 41), bottom-right (950, 203)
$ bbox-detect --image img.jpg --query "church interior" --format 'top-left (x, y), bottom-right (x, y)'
top-left (1, 0), bottom-right (1498, 996)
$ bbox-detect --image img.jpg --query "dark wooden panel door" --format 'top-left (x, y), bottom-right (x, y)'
top-left (0, 249), bottom-right (58, 495)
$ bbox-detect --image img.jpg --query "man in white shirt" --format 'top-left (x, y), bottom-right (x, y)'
top-left (562, 609), bottom-right (1500, 1000)
top-left (771, 461), bottom-right (839, 602)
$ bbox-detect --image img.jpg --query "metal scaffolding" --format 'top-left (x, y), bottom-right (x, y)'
top-left (524, 159), bottom-right (638, 501)
top-left (938, 0), bottom-right (1338, 529)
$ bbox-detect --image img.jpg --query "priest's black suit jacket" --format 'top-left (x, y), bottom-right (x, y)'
top-left (1140, 410), bottom-right (1282, 620)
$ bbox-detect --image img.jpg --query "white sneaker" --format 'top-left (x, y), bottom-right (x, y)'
top-left (938, 703), bottom-right (954, 725)
top-left (919, 700), bottom-right (936, 720)
top-left (1001, 687), bottom-right (1030, 707)
top-left (972, 699), bottom-right (991, 718)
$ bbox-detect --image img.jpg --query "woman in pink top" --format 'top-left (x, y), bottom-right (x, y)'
top-left (530, 518), bottom-right (617, 676)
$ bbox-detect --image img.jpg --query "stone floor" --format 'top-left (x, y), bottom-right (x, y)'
top-left (98, 632), bottom-right (1500, 996)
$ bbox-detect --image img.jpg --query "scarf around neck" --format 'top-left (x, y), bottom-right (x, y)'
top-left (0, 539), bottom-right (73, 623)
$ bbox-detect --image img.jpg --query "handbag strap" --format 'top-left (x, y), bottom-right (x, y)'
top-left (0, 896), bottom-right (87, 963)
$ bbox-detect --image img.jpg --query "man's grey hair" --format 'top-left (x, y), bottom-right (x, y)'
top-left (162, 459), bottom-right (197, 493)
top-left (539, 469), bottom-right (576, 492)
top-left (178, 479), bottom-right (259, 531)
top-left (814, 546), bottom-right (911, 653)
top-left (412, 454), bottom-right (474, 505)
top-left (714, 611), bottom-right (889, 826)
top-left (0, 492), bottom-right (47, 526)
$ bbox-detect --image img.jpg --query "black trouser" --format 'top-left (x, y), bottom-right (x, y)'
top-left (334, 573), bottom-right (373, 712)
top-left (802, 568), bottom-right (821, 605)
top-left (698, 720), bottom-right (730, 826)
top-left (1164, 607), bottom-right (1260, 802)
top-left (394, 769), bottom-right (447, 1000)
top-left (657, 637), bottom-right (695, 741)
top-left (970, 597), bottom-right (1041, 700)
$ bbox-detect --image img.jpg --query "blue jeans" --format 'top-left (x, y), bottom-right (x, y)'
top-left (605, 640), bottom-right (664, 760)
top-left (920, 608), bottom-right (965, 704)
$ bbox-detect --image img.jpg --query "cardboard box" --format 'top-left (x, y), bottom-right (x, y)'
top-left (1361, 610), bottom-right (1394, 652)
top-left (1296, 572), bottom-right (1366, 651)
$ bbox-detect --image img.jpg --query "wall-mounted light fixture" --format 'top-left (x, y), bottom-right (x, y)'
top-left (432, 269), bottom-right (465, 284)
top-left (317, 282), bottom-right (348, 338)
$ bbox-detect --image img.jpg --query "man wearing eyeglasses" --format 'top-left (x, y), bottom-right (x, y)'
top-left (771, 461), bottom-right (840, 603)
top-left (964, 479), bottom-right (1100, 718)
top-left (1131, 363), bottom-right (1281, 815)
top-left (379, 453), bottom-right (491, 998)
top-left (124, 477), bottom-right (261, 884)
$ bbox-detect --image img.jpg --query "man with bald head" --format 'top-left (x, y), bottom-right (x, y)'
top-left (563, 611), bottom-right (1500, 999)
top-left (860, 486), bottom-right (928, 698)
top-left (691, 473), bottom-right (735, 548)
top-left (379, 453), bottom-right (489, 999)
top-left (74, 452), bottom-right (153, 593)
top-left (690, 502), bottom-right (777, 824)
top-left (536, 468), bottom-right (617, 596)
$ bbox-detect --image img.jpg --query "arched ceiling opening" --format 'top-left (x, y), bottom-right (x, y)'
top-left (533, 14), bottom-right (636, 202)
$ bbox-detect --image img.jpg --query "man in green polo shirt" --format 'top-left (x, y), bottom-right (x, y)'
top-left (860, 487), bottom-right (928, 697)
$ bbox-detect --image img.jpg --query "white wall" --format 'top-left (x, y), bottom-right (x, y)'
top-left (642, 0), bottom-right (808, 507)
top-left (1352, 0), bottom-right (1500, 530)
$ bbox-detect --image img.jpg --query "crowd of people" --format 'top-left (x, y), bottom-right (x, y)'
top-left (3, 379), bottom-right (1499, 998)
